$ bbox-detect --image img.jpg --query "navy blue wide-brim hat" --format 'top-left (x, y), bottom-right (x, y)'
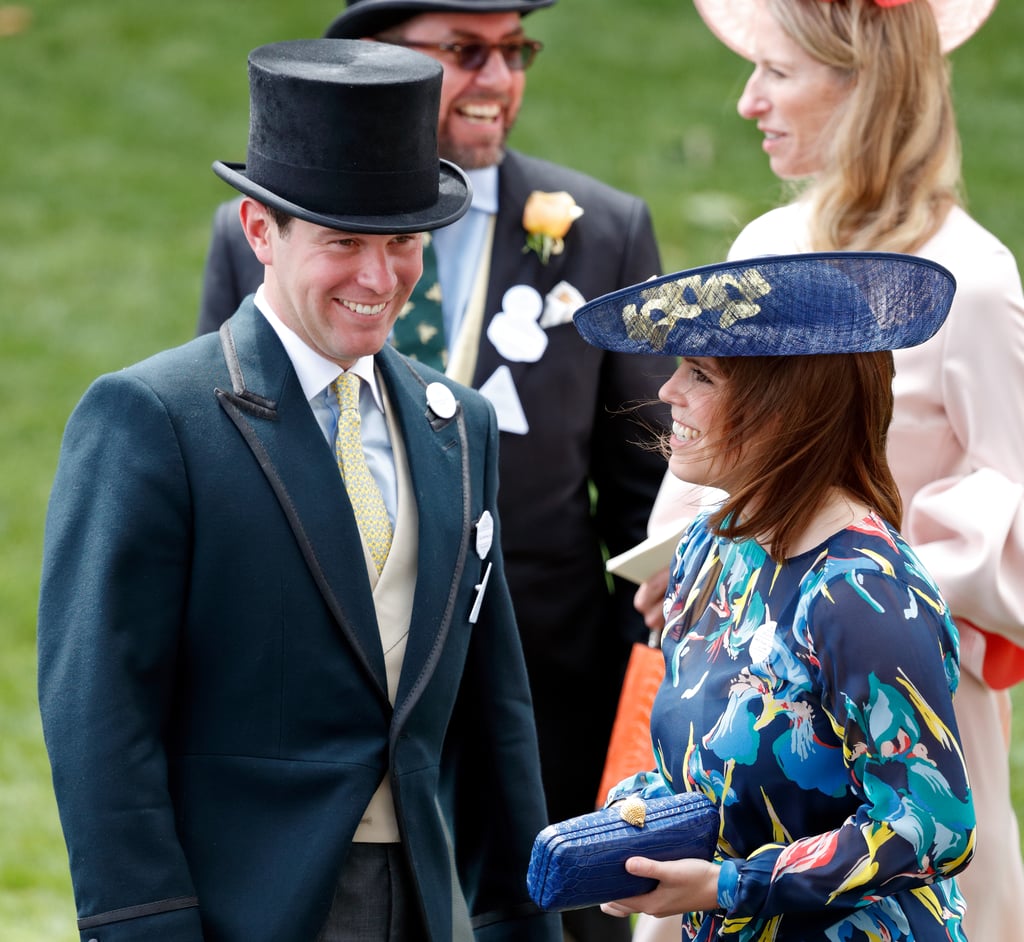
top-left (324, 0), bottom-right (557, 39)
top-left (213, 39), bottom-right (471, 234)
top-left (573, 252), bottom-right (956, 357)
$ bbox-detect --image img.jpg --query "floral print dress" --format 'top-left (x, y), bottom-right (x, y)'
top-left (608, 511), bottom-right (975, 941)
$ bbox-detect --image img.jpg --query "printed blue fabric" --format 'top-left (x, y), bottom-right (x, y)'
top-left (607, 511), bottom-right (974, 941)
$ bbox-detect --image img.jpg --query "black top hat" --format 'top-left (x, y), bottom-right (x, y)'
top-left (324, 0), bottom-right (557, 40)
top-left (213, 39), bottom-right (471, 233)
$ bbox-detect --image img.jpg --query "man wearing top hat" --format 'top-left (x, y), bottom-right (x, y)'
top-left (37, 39), bottom-right (559, 942)
top-left (198, 11), bottom-right (672, 937)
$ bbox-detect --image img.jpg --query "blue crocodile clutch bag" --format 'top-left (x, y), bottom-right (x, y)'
top-left (526, 792), bottom-right (719, 912)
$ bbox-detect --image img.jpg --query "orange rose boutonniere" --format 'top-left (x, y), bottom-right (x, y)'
top-left (522, 190), bottom-right (584, 264)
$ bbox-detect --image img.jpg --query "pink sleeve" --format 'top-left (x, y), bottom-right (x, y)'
top-left (903, 244), bottom-right (1024, 648)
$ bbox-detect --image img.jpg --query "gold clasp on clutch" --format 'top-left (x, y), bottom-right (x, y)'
top-left (618, 796), bottom-right (646, 828)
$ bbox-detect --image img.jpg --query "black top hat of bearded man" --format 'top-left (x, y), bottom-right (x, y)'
top-left (573, 252), bottom-right (956, 357)
top-left (213, 39), bottom-right (471, 234)
top-left (324, 0), bottom-right (557, 40)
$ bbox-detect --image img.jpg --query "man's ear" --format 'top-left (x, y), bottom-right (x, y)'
top-left (239, 197), bottom-right (275, 265)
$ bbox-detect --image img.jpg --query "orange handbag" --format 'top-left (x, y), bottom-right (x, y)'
top-left (595, 638), bottom-right (665, 807)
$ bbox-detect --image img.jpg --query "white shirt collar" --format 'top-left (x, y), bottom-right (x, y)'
top-left (253, 285), bottom-right (384, 412)
top-left (466, 165), bottom-right (498, 214)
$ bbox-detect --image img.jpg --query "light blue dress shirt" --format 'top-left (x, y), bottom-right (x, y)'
top-left (431, 165), bottom-right (498, 345)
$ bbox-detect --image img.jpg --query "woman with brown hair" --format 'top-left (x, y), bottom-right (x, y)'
top-left (575, 251), bottom-right (975, 941)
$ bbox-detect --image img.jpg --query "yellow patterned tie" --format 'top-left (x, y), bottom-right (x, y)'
top-left (332, 372), bottom-right (393, 574)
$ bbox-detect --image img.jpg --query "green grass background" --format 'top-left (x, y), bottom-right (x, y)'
top-left (2, 1), bottom-right (1022, 936)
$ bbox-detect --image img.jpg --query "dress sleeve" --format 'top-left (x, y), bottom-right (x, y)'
top-left (718, 567), bottom-right (975, 925)
top-left (902, 245), bottom-right (1024, 646)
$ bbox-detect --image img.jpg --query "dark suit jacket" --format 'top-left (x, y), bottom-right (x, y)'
top-left (38, 302), bottom-right (559, 942)
top-left (196, 151), bottom-right (675, 822)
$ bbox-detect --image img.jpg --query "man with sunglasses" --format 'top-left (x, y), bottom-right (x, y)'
top-left (197, 8), bottom-right (671, 938)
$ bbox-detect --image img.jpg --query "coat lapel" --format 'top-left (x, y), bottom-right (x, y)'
top-left (373, 346), bottom-right (473, 716)
top-left (474, 151), bottom-right (560, 389)
top-left (215, 303), bottom-right (390, 703)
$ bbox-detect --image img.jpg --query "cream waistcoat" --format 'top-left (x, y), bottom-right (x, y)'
top-left (353, 381), bottom-right (418, 843)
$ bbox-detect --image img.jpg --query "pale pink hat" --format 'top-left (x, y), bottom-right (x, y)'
top-left (693, 0), bottom-right (997, 56)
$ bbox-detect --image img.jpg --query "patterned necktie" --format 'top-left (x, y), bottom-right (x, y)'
top-left (391, 232), bottom-right (447, 371)
top-left (332, 372), bottom-right (393, 574)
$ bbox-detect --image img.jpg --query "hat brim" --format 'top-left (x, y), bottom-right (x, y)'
top-left (324, 0), bottom-right (556, 39)
top-left (693, 0), bottom-right (997, 57)
top-left (212, 158), bottom-right (471, 233)
top-left (573, 252), bottom-right (955, 358)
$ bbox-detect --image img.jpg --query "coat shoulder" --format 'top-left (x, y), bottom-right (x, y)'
top-left (502, 149), bottom-right (650, 217)
top-left (498, 149), bottom-right (661, 284)
top-left (97, 331), bottom-right (229, 410)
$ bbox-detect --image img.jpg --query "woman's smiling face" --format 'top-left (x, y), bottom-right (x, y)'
top-left (659, 357), bottom-right (734, 489)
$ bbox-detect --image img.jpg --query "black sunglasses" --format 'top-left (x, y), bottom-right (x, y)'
top-left (389, 38), bottom-right (543, 72)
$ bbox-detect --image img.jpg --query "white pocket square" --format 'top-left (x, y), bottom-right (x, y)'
top-left (539, 280), bottom-right (586, 329)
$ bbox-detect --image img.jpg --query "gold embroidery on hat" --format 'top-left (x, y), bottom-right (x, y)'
top-left (622, 268), bottom-right (772, 350)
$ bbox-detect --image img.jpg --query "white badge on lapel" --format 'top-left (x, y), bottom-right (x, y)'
top-left (425, 381), bottom-right (457, 420)
top-left (486, 285), bottom-right (548, 363)
top-left (475, 510), bottom-right (493, 559)
top-left (469, 511), bottom-right (495, 624)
